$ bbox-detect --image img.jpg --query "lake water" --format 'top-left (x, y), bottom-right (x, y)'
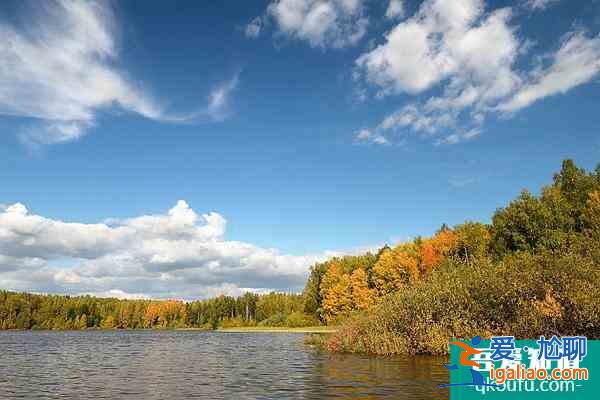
top-left (0, 331), bottom-right (448, 399)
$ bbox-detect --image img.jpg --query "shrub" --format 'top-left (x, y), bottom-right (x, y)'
top-left (327, 251), bottom-right (600, 355)
top-left (285, 311), bottom-right (320, 327)
top-left (258, 313), bottom-right (287, 327)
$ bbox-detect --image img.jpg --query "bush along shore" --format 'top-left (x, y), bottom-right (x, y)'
top-left (1, 160), bottom-right (599, 356)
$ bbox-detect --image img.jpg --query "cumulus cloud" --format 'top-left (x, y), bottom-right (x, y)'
top-left (0, 201), bottom-right (353, 300)
top-left (250, 0), bottom-right (368, 48)
top-left (356, 0), bottom-right (497, 95)
top-left (353, 0), bottom-right (600, 146)
top-left (0, 0), bottom-right (238, 146)
top-left (0, 254), bottom-right (45, 273)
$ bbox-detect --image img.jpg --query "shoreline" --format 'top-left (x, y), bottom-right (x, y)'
top-left (217, 326), bottom-right (337, 333)
top-left (0, 326), bottom-right (337, 334)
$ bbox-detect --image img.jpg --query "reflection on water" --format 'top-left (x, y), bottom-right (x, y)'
top-left (0, 331), bottom-right (448, 399)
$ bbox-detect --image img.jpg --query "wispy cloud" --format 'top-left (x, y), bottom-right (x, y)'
top-left (0, 1), bottom-right (161, 145)
top-left (435, 128), bottom-right (482, 146)
top-left (160, 73), bottom-right (241, 124)
top-left (448, 177), bottom-right (477, 188)
top-left (207, 74), bottom-right (241, 121)
top-left (0, 0), bottom-right (239, 147)
top-left (385, 0), bottom-right (405, 20)
top-left (354, 128), bottom-right (390, 145)
top-left (498, 31), bottom-right (600, 113)
top-left (524, 0), bottom-right (561, 11)
top-left (352, 0), bottom-right (600, 146)
top-left (244, 16), bottom-right (264, 38)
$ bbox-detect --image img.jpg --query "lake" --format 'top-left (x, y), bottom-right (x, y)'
top-left (0, 330), bottom-right (448, 399)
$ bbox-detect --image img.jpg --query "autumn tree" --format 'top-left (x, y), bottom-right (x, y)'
top-left (144, 302), bottom-right (161, 328)
top-left (419, 228), bottom-right (458, 275)
top-left (349, 268), bottom-right (374, 311)
top-left (100, 315), bottom-right (116, 329)
top-left (319, 261), bottom-right (343, 299)
top-left (583, 191), bottom-right (600, 239)
top-left (372, 244), bottom-right (419, 295)
top-left (321, 273), bottom-right (353, 323)
top-left (451, 222), bottom-right (490, 265)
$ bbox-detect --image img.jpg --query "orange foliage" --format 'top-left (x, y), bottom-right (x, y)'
top-left (144, 300), bottom-right (187, 328)
top-left (420, 229), bottom-right (458, 275)
top-left (318, 228), bottom-right (458, 321)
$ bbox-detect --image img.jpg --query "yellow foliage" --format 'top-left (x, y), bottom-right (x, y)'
top-left (533, 290), bottom-right (562, 320)
top-left (100, 315), bottom-right (116, 329)
top-left (372, 244), bottom-right (419, 295)
top-left (143, 300), bottom-right (187, 328)
top-left (350, 268), bottom-right (374, 311)
top-left (322, 273), bottom-right (353, 323)
top-left (584, 191), bottom-right (600, 237)
top-left (319, 262), bottom-right (343, 295)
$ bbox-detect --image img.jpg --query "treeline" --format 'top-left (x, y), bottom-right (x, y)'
top-left (0, 291), bottom-right (318, 330)
top-left (309, 160), bottom-right (600, 354)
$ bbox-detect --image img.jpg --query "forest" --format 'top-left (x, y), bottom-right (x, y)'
top-left (1, 159), bottom-right (600, 355)
top-left (0, 291), bottom-right (316, 330)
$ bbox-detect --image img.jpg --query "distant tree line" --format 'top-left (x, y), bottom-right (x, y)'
top-left (0, 291), bottom-right (317, 330)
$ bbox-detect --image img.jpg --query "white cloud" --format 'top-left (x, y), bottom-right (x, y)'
top-left (354, 128), bottom-right (389, 145)
top-left (206, 74), bottom-right (240, 121)
top-left (435, 127), bottom-right (481, 145)
top-left (0, 201), bottom-right (353, 299)
top-left (0, 0), bottom-right (161, 144)
top-left (498, 31), bottom-right (600, 113)
top-left (153, 73), bottom-right (241, 125)
top-left (0, 254), bottom-right (45, 273)
top-left (353, 0), bottom-right (600, 146)
top-left (253, 0), bottom-right (368, 48)
top-left (524, 0), bottom-right (560, 11)
top-left (0, 0), bottom-right (238, 146)
top-left (82, 289), bottom-right (150, 300)
top-left (385, 0), bottom-right (405, 20)
top-left (356, 0), bottom-right (517, 96)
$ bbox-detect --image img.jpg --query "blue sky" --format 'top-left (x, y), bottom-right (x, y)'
top-left (0, 0), bottom-right (599, 299)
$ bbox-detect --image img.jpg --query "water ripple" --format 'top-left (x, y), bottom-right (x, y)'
top-left (0, 331), bottom-right (448, 399)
